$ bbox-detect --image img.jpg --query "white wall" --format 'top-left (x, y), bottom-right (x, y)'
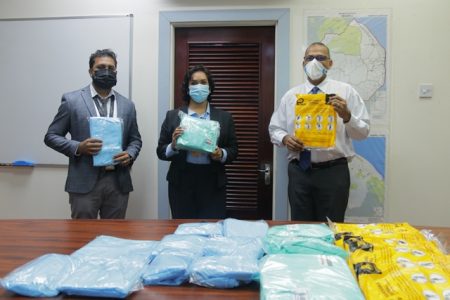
top-left (0, 0), bottom-right (449, 226)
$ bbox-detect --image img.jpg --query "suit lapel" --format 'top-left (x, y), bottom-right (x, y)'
top-left (81, 85), bottom-right (97, 117)
top-left (115, 92), bottom-right (125, 119)
top-left (210, 105), bottom-right (219, 121)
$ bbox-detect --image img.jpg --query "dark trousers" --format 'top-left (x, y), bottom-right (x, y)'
top-left (288, 159), bottom-right (350, 222)
top-left (69, 171), bottom-right (129, 219)
top-left (168, 163), bottom-right (226, 219)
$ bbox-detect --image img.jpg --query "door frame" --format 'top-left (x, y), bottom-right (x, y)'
top-left (157, 8), bottom-right (290, 220)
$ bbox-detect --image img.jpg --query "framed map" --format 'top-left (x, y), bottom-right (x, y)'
top-left (305, 11), bottom-right (390, 221)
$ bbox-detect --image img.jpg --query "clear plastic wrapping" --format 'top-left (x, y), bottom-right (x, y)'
top-left (61, 235), bottom-right (158, 298)
top-left (154, 234), bottom-right (207, 257)
top-left (266, 223), bottom-right (335, 243)
top-left (71, 235), bottom-right (158, 262)
top-left (142, 251), bottom-right (197, 286)
top-left (263, 223), bottom-right (348, 258)
top-left (58, 254), bottom-right (147, 298)
top-left (335, 223), bottom-right (450, 299)
top-left (222, 218), bottom-right (269, 238)
top-left (174, 221), bottom-right (223, 237)
top-left (189, 256), bottom-right (259, 289)
top-left (203, 236), bottom-right (264, 259)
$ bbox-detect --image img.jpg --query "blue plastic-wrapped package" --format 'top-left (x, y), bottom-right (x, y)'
top-left (142, 251), bottom-right (198, 286)
top-left (189, 256), bottom-right (259, 289)
top-left (59, 254), bottom-right (148, 298)
top-left (0, 254), bottom-right (73, 297)
top-left (175, 111), bottom-right (220, 153)
top-left (89, 117), bottom-right (123, 166)
top-left (154, 234), bottom-right (207, 257)
top-left (71, 235), bottom-right (158, 262)
top-left (203, 236), bottom-right (264, 259)
top-left (174, 222), bottom-right (223, 237)
top-left (222, 218), bottom-right (269, 238)
top-left (59, 235), bottom-right (159, 298)
top-left (260, 254), bottom-right (365, 300)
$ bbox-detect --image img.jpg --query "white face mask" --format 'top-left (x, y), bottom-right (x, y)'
top-left (304, 59), bottom-right (327, 81)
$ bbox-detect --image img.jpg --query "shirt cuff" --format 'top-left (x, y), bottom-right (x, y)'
top-left (220, 148), bottom-right (228, 163)
top-left (165, 143), bottom-right (179, 157)
top-left (344, 114), bottom-right (355, 126)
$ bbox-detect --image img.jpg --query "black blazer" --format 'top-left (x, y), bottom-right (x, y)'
top-left (156, 105), bottom-right (238, 187)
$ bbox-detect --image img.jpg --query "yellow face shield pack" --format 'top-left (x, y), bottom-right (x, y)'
top-left (294, 93), bottom-right (337, 149)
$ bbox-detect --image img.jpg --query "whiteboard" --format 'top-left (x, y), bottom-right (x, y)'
top-left (0, 15), bottom-right (133, 165)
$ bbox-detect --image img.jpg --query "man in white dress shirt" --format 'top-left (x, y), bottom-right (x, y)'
top-left (269, 42), bottom-right (370, 222)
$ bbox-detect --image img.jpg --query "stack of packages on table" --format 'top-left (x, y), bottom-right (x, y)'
top-left (260, 223), bottom-right (365, 299)
top-left (1, 220), bottom-right (448, 299)
top-left (0, 219), bottom-right (268, 298)
top-left (334, 222), bottom-right (450, 299)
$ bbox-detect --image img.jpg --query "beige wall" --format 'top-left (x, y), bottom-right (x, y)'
top-left (0, 0), bottom-right (449, 226)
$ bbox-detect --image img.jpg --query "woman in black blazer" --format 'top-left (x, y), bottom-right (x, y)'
top-left (157, 65), bottom-right (238, 219)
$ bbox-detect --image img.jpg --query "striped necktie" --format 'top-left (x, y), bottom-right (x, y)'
top-left (298, 86), bottom-right (320, 170)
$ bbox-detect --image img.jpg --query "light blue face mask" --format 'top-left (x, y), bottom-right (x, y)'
top-left (189, 84), bottom-right (210, 103)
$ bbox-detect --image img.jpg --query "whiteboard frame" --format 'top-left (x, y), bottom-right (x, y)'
top-left (0, 14), bottom-right (134, 165)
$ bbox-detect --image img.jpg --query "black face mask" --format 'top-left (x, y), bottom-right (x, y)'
top-left (92, 68), bottom-right (117, 89)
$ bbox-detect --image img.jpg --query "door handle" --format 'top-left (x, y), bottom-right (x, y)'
top-left (258, 163), bottom-right (271, 185)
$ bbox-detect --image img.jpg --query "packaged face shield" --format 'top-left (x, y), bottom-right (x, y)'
top-left (294, 93), bottom-right (336, 149)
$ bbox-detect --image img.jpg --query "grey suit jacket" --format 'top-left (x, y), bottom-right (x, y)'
top-left (44, 85), bottom-right (142, 193)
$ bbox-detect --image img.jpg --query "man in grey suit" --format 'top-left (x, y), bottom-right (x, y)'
top-left (44, 49), bottom-right (142, 219)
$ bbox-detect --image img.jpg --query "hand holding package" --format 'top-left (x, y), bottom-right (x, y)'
top-left (176, 111), bottom-right (220, 153)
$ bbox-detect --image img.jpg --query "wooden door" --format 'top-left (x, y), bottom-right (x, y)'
top-left (174, 27), bottom-right (275, 219)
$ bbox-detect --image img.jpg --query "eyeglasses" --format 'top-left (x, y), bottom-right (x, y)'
top-left (304, 55), bottom-right (329, 62)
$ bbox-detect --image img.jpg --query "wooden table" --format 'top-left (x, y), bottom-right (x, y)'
top-left (0, 219), bottom-right (449, 299)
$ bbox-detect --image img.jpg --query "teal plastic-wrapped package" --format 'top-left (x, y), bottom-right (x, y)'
top-left (89, 117), bottom-right (123, 166)
top-left (176, 111), bottom-right (220, 153)
top-left (265, 223), bottom-right (335, 243)
top-left (263, 235), bottom-right (348, 259)
top-left (260, 254), bottom-right (365, 300)
top-left (263, 223), bottom-right (348, 259)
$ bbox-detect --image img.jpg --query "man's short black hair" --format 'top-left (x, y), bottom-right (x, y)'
top-left (181, 64), bottom-right (215, 103)
top-left (89, 49), bottom-right (117, 69)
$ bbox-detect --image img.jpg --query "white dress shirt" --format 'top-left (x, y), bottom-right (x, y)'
top-left (90, 84), bottom-right (117, 118)
top-left (269, 77), bottom-right (370, 163)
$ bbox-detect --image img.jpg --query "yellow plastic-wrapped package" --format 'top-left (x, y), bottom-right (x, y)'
top-left (294, 93), bottom-right (336, 149)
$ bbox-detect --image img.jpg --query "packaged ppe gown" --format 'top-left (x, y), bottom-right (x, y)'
top-left (176, 111), bottom-right (220, 153)
top-left (89, 117), bottom-right (123, 166)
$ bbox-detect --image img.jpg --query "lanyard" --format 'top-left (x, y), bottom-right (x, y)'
top-left (94, 96), bottom-right (115, 118)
